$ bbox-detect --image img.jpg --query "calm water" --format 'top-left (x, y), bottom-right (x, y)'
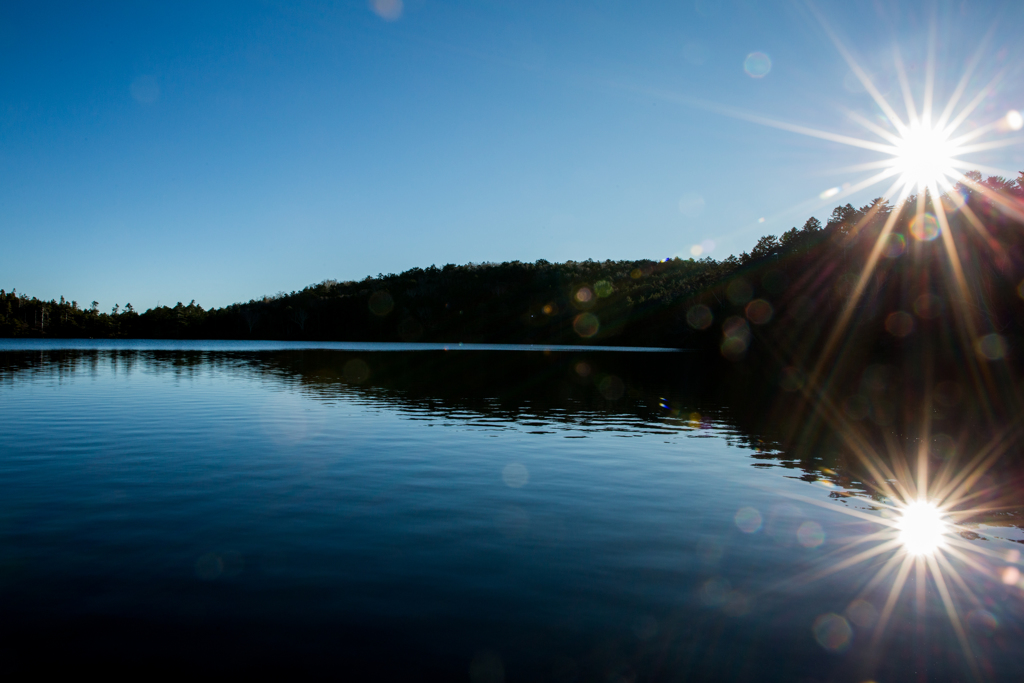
top-left (1, 341), bottom-right (1022, 680)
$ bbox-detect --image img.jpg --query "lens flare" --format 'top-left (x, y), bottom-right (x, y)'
top-left (896, 501), bottom-right (947, 555)
top-left (1006, 110), bottom-right (1023, 131)
top-left (908, 212), bottom-right (940, 241)
top-left (743, 52), bottom-right (772, 78)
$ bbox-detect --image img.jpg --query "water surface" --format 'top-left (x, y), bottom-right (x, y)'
top-left (1, 342), bottom-right (1021, 680)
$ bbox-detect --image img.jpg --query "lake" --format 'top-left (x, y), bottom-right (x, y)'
top-left (1, 340), bottom-right (1021, 680)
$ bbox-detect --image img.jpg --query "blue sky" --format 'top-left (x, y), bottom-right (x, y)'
top-left (2, 0), bottom-right (1022, 310)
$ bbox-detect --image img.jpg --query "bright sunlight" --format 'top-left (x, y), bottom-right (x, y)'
top-left (888, 122), bottom-right (962, 191)
top-left (896, 500), bottom-right (948, 556)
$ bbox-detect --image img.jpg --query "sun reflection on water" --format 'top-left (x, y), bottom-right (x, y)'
top-left (782, 445), bottom-right (1024, 683)
top-left (896, 500), bottom-right (948, 556)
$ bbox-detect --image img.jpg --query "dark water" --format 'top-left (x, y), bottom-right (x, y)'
top-left (1, 341), bottom-right (1022, 680)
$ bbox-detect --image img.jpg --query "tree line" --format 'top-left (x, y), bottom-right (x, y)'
top-left (4, 171), bottom-right (1024, 363)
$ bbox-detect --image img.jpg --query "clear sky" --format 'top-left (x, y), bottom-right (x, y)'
top-left (2, 0), bottom-right (1022, 310)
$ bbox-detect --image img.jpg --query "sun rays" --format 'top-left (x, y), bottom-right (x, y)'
top-left (713, 7), bottom-right (1024, 234)
top-left (807, 5), bottom-right (1022, 200)
top-left (777, 354), bottom-right (1024, 678)
top-left (771, 422), bottom-right (1023, 681)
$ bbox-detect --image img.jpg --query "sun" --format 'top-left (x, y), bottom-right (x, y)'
top-left (896, 500), bottom-right (948, 556)
top-left (888, 122), bottom-right (962, 192)
top-left (699, 11), bottom-right (1024, 218)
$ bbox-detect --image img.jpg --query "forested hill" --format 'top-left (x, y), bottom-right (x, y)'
top-left (4, 172), bottom-right (1024, 358)
top-left (1, 255), bottom-right (741, 347)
